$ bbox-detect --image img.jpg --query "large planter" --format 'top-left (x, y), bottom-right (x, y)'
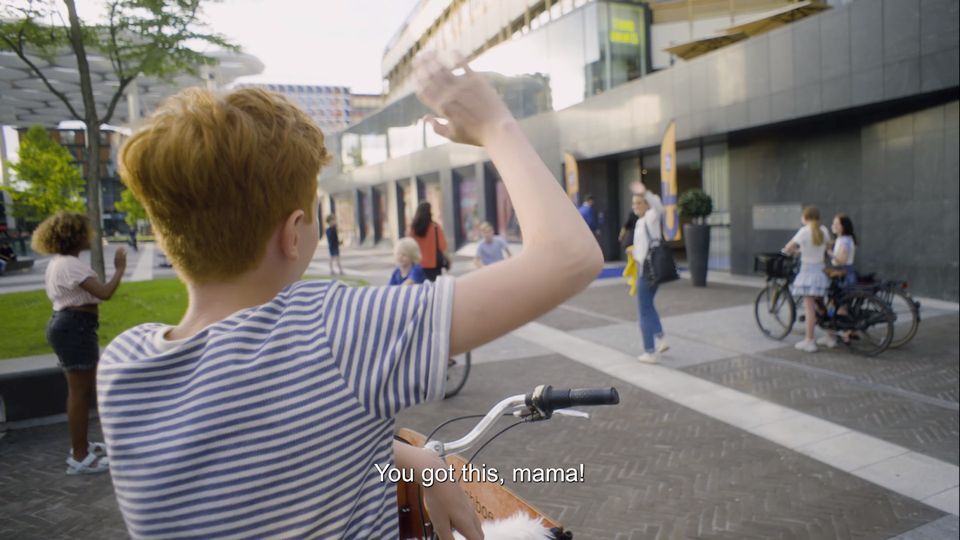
top-left (683, 223), bottom-right (711, 287)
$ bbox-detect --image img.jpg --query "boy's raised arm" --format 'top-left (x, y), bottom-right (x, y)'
top-left (414, 53), bottom-right (603, 355)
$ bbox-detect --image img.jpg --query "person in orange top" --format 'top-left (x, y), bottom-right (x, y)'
top-left (408, 201), bottom-right (451, 282)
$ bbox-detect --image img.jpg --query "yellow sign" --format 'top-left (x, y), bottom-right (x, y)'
top-left (660, 121), bottom-right (681, 241)
top-left (563, 152), bottom-right (579, 203)
top-left (610, 17), bottom-right (639, 45)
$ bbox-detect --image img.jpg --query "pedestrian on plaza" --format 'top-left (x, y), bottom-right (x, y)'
top-left (408, 201), bottom-right (451, 282)
top-left (389, 237), bottom-right (427, 285)
top-left (828, 213), bottom-right (857, 287)
top-left (32, 211), bottom-right (126, 475)
top-left (629, 183), bottom-right (670, 363)
top-left (0, 240), bottom-right (17, 274)
top-left (818, 213), bottom-right (859, 348)
top-left (619, 208), bottom-right (639, 251)
top-left (325, 214), bottom-right (344, 275)
top-left (578, 194), bottom-right (601, 239)
top-left (127, 226), bottom-right (138, 252)
top-left (473, 221), bottom-right (511, 268)
top-left (782, 206), bottom-right (832, 353)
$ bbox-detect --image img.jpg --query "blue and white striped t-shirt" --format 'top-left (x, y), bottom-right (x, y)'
top-left (97, 277), bottom-right (454, 539)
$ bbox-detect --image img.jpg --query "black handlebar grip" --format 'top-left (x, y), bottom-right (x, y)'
top-left (527, 386), bottom-right (620, 412)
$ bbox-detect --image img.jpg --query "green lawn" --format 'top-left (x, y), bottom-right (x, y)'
top-left (0, 275), bottom-right (367, 360)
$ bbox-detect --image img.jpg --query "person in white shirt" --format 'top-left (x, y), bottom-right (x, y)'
top-left (630, 183), bottom-right (670, 364)
top-left (782, 206), bottom-right (831, 352)
top-left (818, 213), bottom-right (859, 348)
top-left (32, 212), bottom-right (126, 475)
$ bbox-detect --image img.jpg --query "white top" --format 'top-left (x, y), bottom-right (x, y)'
top-left (98, 277), bottom-right (454, 539)
top-left (789, 225), bottom-right (832, 265)
top-left (632, 192), bottom-right (664, 264)
top-left (44, 255), bottom-right (101, 311)
top-left (833, 235), bottom-right (856, 266)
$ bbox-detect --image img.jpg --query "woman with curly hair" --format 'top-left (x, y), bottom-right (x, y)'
top-left (32, 212), bottom-right (126, 475)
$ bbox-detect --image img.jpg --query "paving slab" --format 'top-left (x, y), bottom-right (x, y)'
top-left (398, 354), bottom-right (944, 538)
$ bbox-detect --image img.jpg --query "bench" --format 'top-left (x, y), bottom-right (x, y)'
top-left (1, 258), bottom-right (35, 273)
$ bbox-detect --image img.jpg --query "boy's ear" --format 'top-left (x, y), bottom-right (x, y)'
top-left (279, 209), bottom-right (306, 260)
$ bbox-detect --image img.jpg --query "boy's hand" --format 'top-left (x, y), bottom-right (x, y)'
top-left (423, 479), bottom-right (484, 540)
top-left (413, 51), bottom-right (514, 147)
top-left (114, 247), bottom-right (127, 272)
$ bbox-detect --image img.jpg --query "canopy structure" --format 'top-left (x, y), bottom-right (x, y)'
top-left (0, 49), bottom-right (263, 127)
top-left (664, 1), bottom-right (830, 61)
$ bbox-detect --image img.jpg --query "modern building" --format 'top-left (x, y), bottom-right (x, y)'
top-left (0, 48), bottom-right (263, 235)
top-left (323, 0), bottom-right (957, 300)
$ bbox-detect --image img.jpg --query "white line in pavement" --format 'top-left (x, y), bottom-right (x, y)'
top-left (511, 321), bottom-right (960, 516)
top-left (129, 243), bottom-right (154, 282)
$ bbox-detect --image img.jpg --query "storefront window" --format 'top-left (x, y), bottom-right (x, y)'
top-left (453, 165), bottom-right (481, 245)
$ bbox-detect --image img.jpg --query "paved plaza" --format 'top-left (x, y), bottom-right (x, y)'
top-left (1, 245), bottom-right (958, 539)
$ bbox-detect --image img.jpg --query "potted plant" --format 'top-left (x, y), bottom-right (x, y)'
top-left (678, 189), bottom-right (713, 287)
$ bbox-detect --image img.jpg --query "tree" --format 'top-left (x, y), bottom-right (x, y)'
top-left (0, 0), bottom-right (236, 279)
top-left (1, 124), bottom-right (85, 227)
top-left (115, 187), bottom-right (146, 230)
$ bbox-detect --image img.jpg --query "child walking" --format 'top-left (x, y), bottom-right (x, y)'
top-left (783, 206), bottom-right (832, 352)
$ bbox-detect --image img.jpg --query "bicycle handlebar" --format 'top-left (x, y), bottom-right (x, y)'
top-left (424, 385), bottom-right (620, 457)
top-left (527, 385), bottom-right (620, 415)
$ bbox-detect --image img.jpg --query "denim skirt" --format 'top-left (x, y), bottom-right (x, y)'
top-left (46, 310), bottom-right (100, 371)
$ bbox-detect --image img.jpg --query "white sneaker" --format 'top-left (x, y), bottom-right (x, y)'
top-left (794, 339), bottom-right (818, 353)
top-left (66, 452), bottom-right (109, 475)
top-left (655, 337), bottom-right (670, 354)
top-left (816, 335), bottom-right (838, 349)
top-left (637, 352), bottom-right (658, 364)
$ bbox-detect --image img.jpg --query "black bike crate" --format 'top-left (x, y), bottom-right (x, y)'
top-left (754, 252), bottom-right (795, 278)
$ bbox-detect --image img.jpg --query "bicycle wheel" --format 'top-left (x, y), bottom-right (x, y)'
top-left (843, 292), bottom-right (894, 356)
top-left (754, 284), bottom-right (795, 340)
top-left (883, 288), bottom-right (920, 348)
top-left (444, 351), bottom-right (471, 399)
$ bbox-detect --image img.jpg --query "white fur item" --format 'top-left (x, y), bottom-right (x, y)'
top-left (453, 512), bottom-right (553, 540)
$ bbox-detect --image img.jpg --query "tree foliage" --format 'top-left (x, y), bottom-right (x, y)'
top-left (115, 187), bottom-right (147, 228)
top-left (1, 125), bottom-right (85, 225)
top-left (0, 0), bottom-right (237, 278)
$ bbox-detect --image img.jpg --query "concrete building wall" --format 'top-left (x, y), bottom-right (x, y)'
top-left (729, 98), bottom-right (960, 300)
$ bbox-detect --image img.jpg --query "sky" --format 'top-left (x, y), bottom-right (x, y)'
top-left (2, 0), bottom-right (422, 165)
top-left (73, 0), bottom-right (422, 94)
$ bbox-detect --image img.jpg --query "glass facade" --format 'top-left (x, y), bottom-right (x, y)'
top-left (320, 0), bottom-right (650, 181)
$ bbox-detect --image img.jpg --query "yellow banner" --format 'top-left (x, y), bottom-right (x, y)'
top-left (563, 152), bottom-right (579, 204)
top-left (660, 121), bottom-right (681, 241)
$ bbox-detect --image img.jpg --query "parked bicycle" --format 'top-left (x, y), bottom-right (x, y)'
top-left (444, 351), bottom-right (472, 399)
top-left (855, 273), bottom-right (921, 348)
top-left (753, 253), bottom-right (896, 356)
top-left (397, 385), bottom-right (621, 539)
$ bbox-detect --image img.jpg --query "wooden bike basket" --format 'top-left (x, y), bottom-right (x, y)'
top-left (395, 428), bottom-right (562, 537)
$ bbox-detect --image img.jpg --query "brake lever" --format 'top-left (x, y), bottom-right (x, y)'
top-left (553, 408), bottom-right (590, 419)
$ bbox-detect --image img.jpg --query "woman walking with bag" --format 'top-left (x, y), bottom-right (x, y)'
top-left (631, 184), bottom-right (670, 364)
top-left (408, 201), bottom-right (451, 282)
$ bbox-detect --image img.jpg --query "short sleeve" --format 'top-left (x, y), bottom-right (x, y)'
top-left (62, 257), bottom-right (96, 288)
top-left (411, 266), bottom-right (426, 283)
top-left (789, 227), bottom-right (807, 247)
top-left (322, 277), bottom-right (455, 419)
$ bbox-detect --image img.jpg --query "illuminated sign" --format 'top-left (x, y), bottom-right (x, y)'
top-left (610, 17), bottom-right (640, 45)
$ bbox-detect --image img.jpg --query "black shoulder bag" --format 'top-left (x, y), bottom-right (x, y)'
top-left (642, 218), bottom-right (679, 285)
top-left (434, 225), bottom-right (450, 271)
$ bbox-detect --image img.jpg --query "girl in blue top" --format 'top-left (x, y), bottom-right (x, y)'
top-left (389, 237), bottom-right (427, 285)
